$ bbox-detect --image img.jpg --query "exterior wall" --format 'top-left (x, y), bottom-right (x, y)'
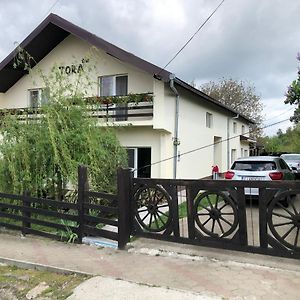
top-left (1, 35), bottom-right (154, 108)
top-left (0, 33), bottom-right (251, 180)
top-left (174, 86), bottom-right (250, 179)
top-left (115, 127), bottom-right (173, 178)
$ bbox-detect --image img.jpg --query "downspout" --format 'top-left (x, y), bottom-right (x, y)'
top-left (227, 114), bottom-right (240, 169)
top-left (169, 74), bottom-right (180, 179)
top-left (227, 117), bottom-right (230, 170)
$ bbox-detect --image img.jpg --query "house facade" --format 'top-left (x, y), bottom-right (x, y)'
top-left (0, 14), bottom-right (254, 179)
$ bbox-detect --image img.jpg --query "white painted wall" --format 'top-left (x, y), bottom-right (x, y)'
top-left (173, 86), bottom-right (250, 179)
top-left (0, 33), bottom-right (251, 180)
top-left (1, 35), bottom-right (154, 108)
top-left (115, 127), bottom-right (173, 178)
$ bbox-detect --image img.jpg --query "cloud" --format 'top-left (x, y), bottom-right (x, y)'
top-left (0, 0), bottom-right (299, 137)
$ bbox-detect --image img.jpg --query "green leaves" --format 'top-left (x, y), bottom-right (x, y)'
top-left (0, 54), bottom-right (127, 197)
top-left (285, 54), bottom-right (300, 123)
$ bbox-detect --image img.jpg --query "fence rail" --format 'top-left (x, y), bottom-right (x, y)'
top-left (0, 166), bottom-right (132, 248)
top-left (1, 167), bottom-right (300, 259)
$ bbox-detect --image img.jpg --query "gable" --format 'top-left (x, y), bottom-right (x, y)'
top-left (0, 13), bottom-right (170, 93)
top-left (0, 13), bottom-right (254, 124)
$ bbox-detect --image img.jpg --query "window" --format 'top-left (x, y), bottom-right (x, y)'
top-left (206, 112), bottom-right (213, 128)
top-left (28, 88), bottom-right (49, 108)
top-left (233, 121), bottom-right (237, 134)
top-left (99, 75), bottom-right (128, 96)
top-left (232, 161), bottom-right (276, 171)
top-left (279, 158), bottom-right (289, 170)
top-left (99, 75), bottom-right (128, 121)
top-left (241, 148), bottom-right (244, 157)
top-left (241, 125), bottom-right (245, 135)
top-left (244, 149), bottom-right (248, 157)
top-left (126, 147), bottom-right (151, 178)
top-left (231, 149), bottom-right (237, 164)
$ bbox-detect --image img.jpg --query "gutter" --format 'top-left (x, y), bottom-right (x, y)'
top-left (169, 74), bottom-right (180, 179)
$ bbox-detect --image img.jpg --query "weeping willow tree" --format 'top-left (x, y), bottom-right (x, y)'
top-left (0, 51), bottom-right (127, 197)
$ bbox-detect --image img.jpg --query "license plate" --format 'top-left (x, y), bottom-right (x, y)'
top-left (241, 176), bottom-right (264, 181)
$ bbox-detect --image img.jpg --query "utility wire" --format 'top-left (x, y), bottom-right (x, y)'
top-left (40, 0), bottom-right (61, 21)
top-left (264, 106), bottom-right (294, 125)
top-left (157, 0), bottom-right (226, 76)
top-left (133, 117), bottom-right (291, 173)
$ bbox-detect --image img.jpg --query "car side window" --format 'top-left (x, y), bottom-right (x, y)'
top-left (278, 158), bottom-right (289, 170)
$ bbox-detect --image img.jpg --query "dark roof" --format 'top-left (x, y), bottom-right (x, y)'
top-left (0, 13), bottom-right (171, 93)
top-left (0, 13), bottom-right (254, 124)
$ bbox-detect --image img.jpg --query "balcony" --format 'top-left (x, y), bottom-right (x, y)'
top-left (0, 93), bottom-right (154, 124)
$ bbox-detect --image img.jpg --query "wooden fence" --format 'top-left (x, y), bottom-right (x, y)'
top-left (0, 166), bottom-right (132, 249)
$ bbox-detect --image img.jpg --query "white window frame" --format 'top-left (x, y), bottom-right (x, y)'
top-left (206, 112), bottom-right (213, 128)
top-left (233, 121), bottom-right (237, 134)
top-left (241, 125), bottom-right (245, 135)
top-left (231, 149), bottom-right (237, 165)
top-left (28, 88), bottom-right (48, 108)
top-left (98, 74), bottom-right (128, 97)
top-left (126, 147), bottom-right (138, 178)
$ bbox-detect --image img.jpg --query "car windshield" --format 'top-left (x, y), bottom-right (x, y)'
top-left (282, 154), bottom-right (300, 161)
top-left (231, 161), bottom-right (276, 171)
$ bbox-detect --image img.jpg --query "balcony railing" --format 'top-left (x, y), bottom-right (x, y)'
top-left (0, 93), bottom-right (154, 123)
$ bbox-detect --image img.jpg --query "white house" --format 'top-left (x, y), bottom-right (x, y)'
top-left (0, 14), bottom-right (254, 179)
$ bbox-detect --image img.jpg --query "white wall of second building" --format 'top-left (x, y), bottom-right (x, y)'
top-left (171, 85), bottom-right (250, 179)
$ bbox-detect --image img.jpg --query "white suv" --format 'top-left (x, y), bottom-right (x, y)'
top-left (225, 156), bottom-right (295, 197)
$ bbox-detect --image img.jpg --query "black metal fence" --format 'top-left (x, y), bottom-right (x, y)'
top-left (131, 177), bottom-right (300, 259)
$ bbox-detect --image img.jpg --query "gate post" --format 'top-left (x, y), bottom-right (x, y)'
top-left (77, 165), bottom-right (88, 244)
top-left (117, 168), bottom-right (133, 249)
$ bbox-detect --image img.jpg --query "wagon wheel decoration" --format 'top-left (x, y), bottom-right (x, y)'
top-left (135, 185), bottom-right (172, 232)
top-left (268, 193), bottom-right (300, 251)
top-left (194, 191), bottom-right (238, 238)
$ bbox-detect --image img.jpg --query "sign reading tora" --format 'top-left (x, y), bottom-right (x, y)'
top-left (58, 58), bottom-right (89, 75)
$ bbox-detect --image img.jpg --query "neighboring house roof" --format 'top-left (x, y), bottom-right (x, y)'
top-left (0, 13), bottom-right (254, 124)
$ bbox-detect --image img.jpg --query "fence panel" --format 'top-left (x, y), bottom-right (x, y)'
top-left (131, 178), bottom-right (300, 259)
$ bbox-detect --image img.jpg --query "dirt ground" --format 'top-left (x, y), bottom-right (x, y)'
top-left (0, 263), bottom-right (89, 300)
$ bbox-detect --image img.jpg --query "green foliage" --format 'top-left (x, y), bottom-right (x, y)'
top-left (58, 219), bottom-right (78, 243)
top-left (201, 78), bottom-right (264, 138)
top-left (0, 55), bottom-right (127, 196)
top-left (284, 53), bottom-right (300, 123)
top-left (260, 124), bottom-right (300, 153)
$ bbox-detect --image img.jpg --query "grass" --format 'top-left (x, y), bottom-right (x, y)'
top-left (0, 264), bottom-right (90, 299)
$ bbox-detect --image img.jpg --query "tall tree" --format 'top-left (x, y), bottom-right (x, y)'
top-left (285, 53), bottom-right (300, 123)
top-left (201, 78), bottom-right (263, 138)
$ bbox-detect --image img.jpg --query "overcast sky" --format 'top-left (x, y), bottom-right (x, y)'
top-left (0, 0), bottom-right (299, 136)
